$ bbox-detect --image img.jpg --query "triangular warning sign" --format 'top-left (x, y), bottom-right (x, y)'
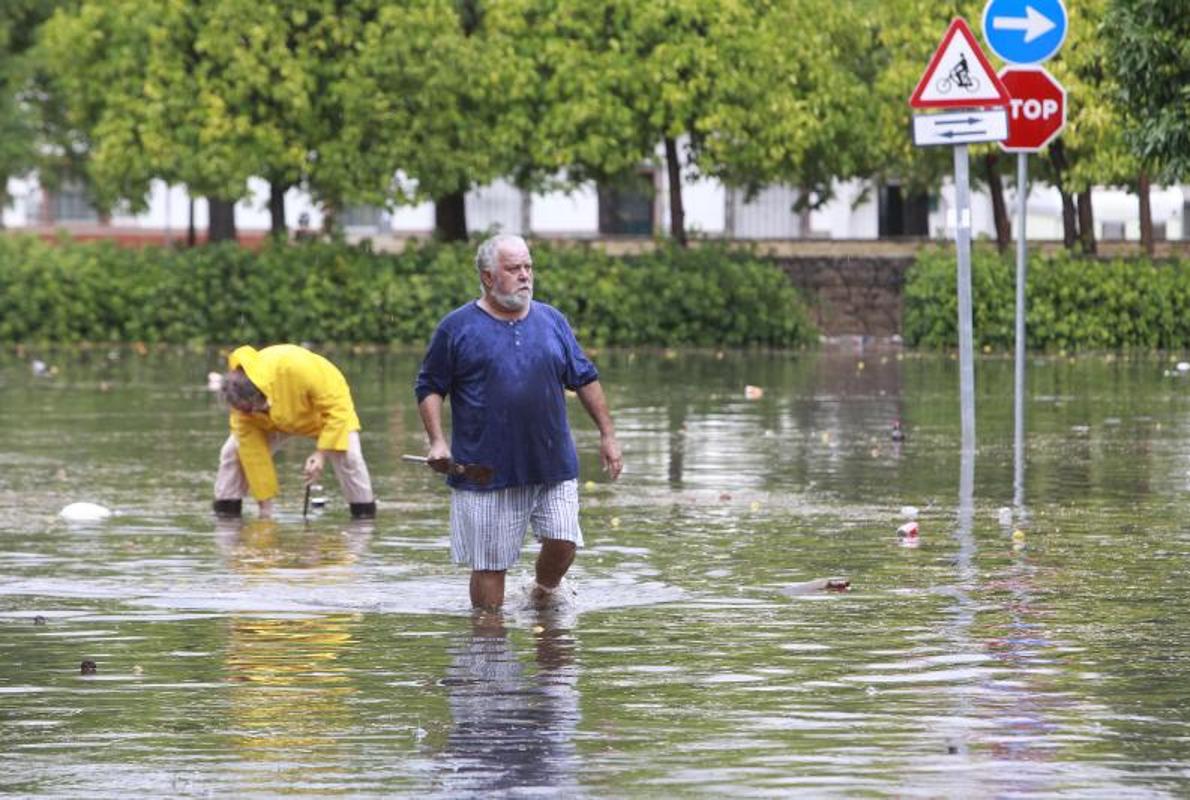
top-left (909, 18), bottom-right (1010, 109)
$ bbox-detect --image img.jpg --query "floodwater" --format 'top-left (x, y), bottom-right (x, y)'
top-left (2, 344), bottom-right (1190, 797)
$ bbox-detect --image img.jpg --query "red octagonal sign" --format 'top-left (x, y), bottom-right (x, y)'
top-left (998, 66), bottom-right (1067, 152)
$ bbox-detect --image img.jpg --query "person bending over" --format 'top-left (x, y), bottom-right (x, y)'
top-left (214, 344), bottom-right (375, 520)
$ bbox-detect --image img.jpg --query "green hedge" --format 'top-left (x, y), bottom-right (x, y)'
top-left (0, 236), bottom-right (814, 348)
top-left (904, 247), bottom-right (1190, 351)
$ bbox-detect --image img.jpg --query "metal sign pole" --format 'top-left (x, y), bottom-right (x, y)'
top-left (954, 144), bottom-right (977, 452)
top-left (1013, 152), bottom-right (1028, 512)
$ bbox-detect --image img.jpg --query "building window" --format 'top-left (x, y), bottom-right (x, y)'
top-left (878, 184), bottom-right (929, 237)
top-left (340, 204), bottom-right (384, 229)
top-left (47, 183), bottom-right (99, 223)
top-left (1101, 221), bottom-right (1125, 241)
top-left (598, 170), bottom-right (655, 235)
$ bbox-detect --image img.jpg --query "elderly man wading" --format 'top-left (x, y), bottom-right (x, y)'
top-left (214, 344), bottom-right (376, 520)
top-left (415, 234), bottom-right (623, 610)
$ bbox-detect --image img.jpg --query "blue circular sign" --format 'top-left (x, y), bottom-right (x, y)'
top-left (982, 0), bottom-right (1067, 64)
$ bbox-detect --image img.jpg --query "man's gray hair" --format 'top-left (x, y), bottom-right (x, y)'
top-left (475, 234), bottom-right (527, 278)
top-left (221, 368), bottom-right (265, 410)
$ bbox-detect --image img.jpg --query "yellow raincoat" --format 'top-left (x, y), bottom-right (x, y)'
top-left (228, 344), bottom-right (361, 501)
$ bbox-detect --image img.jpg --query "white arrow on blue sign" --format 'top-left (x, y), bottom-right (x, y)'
top-left (982, 0), bottom-right (1067, 64)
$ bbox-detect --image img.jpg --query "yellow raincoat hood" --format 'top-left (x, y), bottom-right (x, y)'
top-left (227, 345), bottom-right (361, 500)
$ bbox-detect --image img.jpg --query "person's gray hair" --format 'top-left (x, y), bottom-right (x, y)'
top-left (475, 234), bottom-right (527, 279)
top-left (221, 368), bottom-right (265, 410)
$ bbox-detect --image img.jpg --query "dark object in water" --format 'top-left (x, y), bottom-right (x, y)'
top-left (891, 420), bottom-right (905, 442)
top-left (80, 660), bottom-right (97, 675)
top-left (781, 577), bottom-right (851, 596)
top-left (33, 615), bottom-right (47, 625)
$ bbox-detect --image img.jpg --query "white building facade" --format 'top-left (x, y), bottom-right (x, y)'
top-left (4, 168), bottom-right (1186, 245)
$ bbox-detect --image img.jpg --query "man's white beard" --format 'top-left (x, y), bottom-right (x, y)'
top-left (492, 286), bottom-right (531, 312)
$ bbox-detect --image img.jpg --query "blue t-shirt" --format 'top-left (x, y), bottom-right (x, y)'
top-left (414, 300), bottom-right (599, 491)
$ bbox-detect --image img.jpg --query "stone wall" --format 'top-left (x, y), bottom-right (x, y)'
top-left (776, 256), bottom-right (913, 337)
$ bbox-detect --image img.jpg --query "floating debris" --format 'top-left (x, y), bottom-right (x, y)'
top-left (744, 385), bottom-right (764, 400)
top-left (59, 502), bottom-right (113, 523)
top-left (781, 577), bottom-right (851, 596)
top-left (80, 660), bottom-right (97, 675)
top-left (897, 521), bottom-right (920, 547)
top-left (308, 484), bottom-right (327, 510)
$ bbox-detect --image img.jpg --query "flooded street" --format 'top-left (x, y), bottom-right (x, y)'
top-left (3, 345), bottom-right (1190, 797)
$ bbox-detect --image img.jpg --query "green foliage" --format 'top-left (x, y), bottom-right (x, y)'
top-left (1103, 0), bottom-right (1190, 184)
top-left (0, 0), bottom-right (64, 206)
top-left (0, 237), bottom-right (815, 348)
top-left (904, 247), bottom-right (1190, 351)
top-left (495, 0), bottom-right (877, 223)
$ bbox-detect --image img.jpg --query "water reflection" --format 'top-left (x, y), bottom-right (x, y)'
top-left (436, 609), bottom-right (581, 797)
top-left (215, 519), bottom-right (363, 788)
top-left (5, 349), bottom-right (1190, 796)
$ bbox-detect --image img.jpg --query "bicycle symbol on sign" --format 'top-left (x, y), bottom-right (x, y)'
top-left (935, 53), bottom-right (980, 94)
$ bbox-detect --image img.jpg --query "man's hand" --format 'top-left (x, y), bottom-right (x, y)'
top-left (600, 433), bottom-right (624, 481)
top-left (426, 440), bottom-right (453, 475)
top-left (303, 450), bottom-right (325, 485)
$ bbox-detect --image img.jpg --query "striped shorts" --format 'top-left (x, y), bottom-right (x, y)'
top-left (449, 480), bottom-right (582, 571)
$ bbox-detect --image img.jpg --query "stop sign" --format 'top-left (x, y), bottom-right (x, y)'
top-left (998, 66), bottom-right (1067, 152)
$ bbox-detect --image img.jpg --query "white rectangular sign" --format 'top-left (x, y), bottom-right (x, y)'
top-left (913, 109), bottom-right (1009, 147)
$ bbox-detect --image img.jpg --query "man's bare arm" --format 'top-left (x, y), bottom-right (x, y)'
top-left (576, 380), bottom-right (623, 480)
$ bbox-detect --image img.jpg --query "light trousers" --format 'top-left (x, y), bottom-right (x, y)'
top-left (215, 430), bottom-right (373, 504)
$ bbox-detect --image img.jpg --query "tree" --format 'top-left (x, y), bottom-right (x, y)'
top-left (500, 0), bottom-right (878, 245)
top-left (1104, 0), bottom-right (1189, 255)
top-left (1104, 0), bottom-right (1190, 185)
top-left (334, 0), bottom-right (534, 241)
top-left (0, 0), bottom-right (64, 223)
top-left (37, 0), bottom-right (392, 242)
top-left (1039, 0), bottom-right (1138, 254)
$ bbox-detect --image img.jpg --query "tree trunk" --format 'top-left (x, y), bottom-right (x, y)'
top-left (664, 136), bottom-right (686, 247)
top-left (434, 192), bottom-right (468, 242)
top-left (187, 196), bottom-right (196, 247)
top-left (1049, 141), bottom-right (1078, 250)
top-left (207, 197), bottom-right (237, 243)
top-left (1077, 190), bottom-right (1096, 255)
top-left (984, 153), bottom-right (1011, 253)
top-left (268, 181), bottom-right (289, 239)
top-left (1138, 170), bottom-right (1154, 256)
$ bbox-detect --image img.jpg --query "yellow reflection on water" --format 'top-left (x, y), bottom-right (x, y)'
top-left (217, 520), bottom-right (365, 765)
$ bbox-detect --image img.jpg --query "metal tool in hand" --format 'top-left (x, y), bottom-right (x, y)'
top-left (401, 455), bottom-right (495, 486)
top-left (303, 483), bottom-right (311, 519)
